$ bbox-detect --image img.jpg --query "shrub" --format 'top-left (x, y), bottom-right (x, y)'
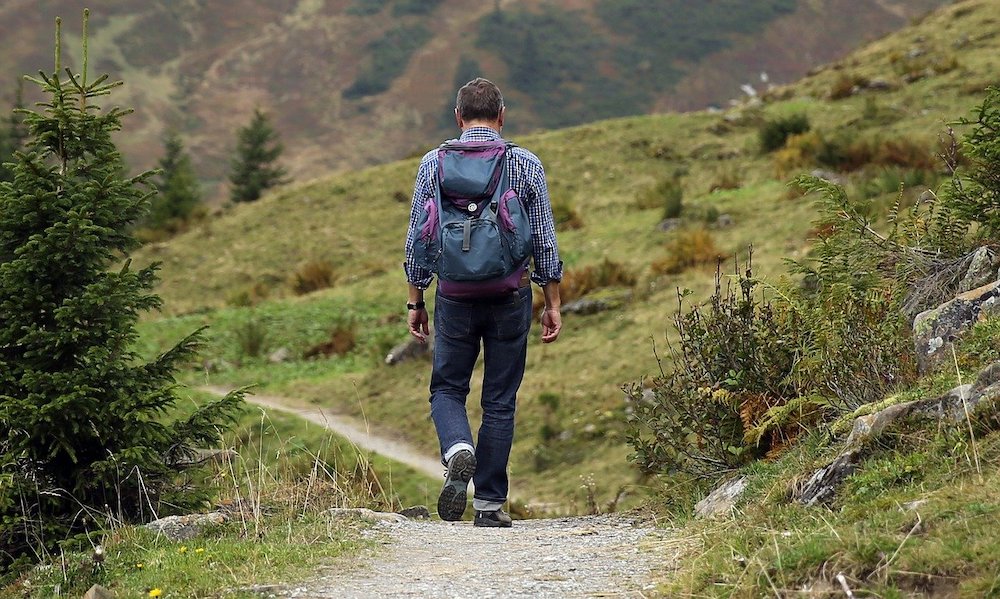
top-left (891, 50), bottom-right (959, 81)
top-left (815, 133), bottom-right (873, 171)
top-left (629, 87), bottom-right (1000, 478)
top-left (291, 260), bottom-right (336, 295)
top-left (943, 89), bottom-right (1000, 238)
top-left (709, 171), bottom-right (741, 192)
top-left (227, 281), bottom-right (271, 307)
top-left (805, 133), bottom-right (936, 173)
top-left (631, 253), bottom-right (914, 477)
top-left (628, 264), bottom-right (804, 475)
top-left (758, 113), bottom-right (811, 153)
top-left (704, 206), bottom-right (720, 224)
top-left (857, 166), bottom-right (938, 201)
top-left (652, 227), bottom-right (721, 274)
top-left (636, 177), bottom-right (684, 218)
top-left (773, 131), bottom-right (824, 176)
top-left (828, 73), bottom-right (869, 100)
top-left (304, 323), bottom-right (358, 358)
top-left (234, 317), bottom-right (269, 359)
top-left (873, 138), bottom-right (938, 171)
top-left (541, 258), bottom-right (637, 312)
top-left (565, 258), bottom-right (636, 296)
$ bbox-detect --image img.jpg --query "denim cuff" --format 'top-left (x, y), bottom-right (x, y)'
top-left (473, 499), bottom-right (504, 512)
top-left (443, 442), bottom-right (475, 463)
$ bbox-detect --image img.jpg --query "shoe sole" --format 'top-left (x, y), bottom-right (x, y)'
top-left (437, 452), bottom-right (476, 521)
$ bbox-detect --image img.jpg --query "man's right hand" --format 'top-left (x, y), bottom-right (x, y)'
top-left (408, 307), bottom-right (429, 342)
top-left (540, 282), bottom-right (562, 343)
top-left (540, 307), bottom-right (561, 343)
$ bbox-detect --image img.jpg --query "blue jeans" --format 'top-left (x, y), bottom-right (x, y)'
top-left (429, 286), bottom-right (532, 506)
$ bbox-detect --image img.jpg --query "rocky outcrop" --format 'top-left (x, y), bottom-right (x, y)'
top-left (145, 512), bottom-right (228, 541)
top-left (563, 290), bottom-right (633, 316)
top-left (268, 347), bottom-right (292, 364)
top-left (83, 585), bottom-right (116, 599)
top-left (957, 247), bottom-right (999, 293)
top-left (796, 361), bottom-right (1000, 506)
top-left (913, 281), bottom-right (1000, 374)
top-left (694, 476), bottom-right (747, 518)
top-left (385, 332), bottom-right (434, 366)
top-left (845, 385), bottom-right (968, 446)
top-left (398, 505), bottom-right (431, 520)
top-left (795, 450), bottom-right (862, 507)
top-left (327, 507), bottom-right (408, 524)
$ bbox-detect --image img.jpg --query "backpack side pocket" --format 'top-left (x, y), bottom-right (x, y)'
top-left (411, 199), bottom-right (441, 272)
top-left (499, 189), bottom-right (532, 265)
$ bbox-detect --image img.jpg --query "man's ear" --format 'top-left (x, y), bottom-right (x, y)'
top-left (454, 108), bottom-right (463, 129)
top-left (497, 106), bottom-right (505, 129)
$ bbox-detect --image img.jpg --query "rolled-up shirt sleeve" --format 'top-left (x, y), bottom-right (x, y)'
top-left (524, 158), bottom-right (563, 287)
top-left (403, 154), bottom-right (436, 289)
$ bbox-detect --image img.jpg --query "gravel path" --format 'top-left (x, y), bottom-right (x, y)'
top-left (205, 387), bottom-right (675, 597)
top-left (280, 515), bottom-right (668, 598)
top-left (201, 385), bottom-right (443, 480)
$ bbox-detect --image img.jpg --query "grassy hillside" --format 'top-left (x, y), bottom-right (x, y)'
top-left (133, 0), bottom-right (999, 513)
top-left (0, 0), bottom-right (945, 195)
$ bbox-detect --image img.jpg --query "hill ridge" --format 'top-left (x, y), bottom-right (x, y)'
top-left (0, 0), bottom-right (947, 195)
top-left (133, 0), bottom-right (999, 513)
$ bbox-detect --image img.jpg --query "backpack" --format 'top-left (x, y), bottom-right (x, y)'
top-left (410, 139), bottom-right (532, 298)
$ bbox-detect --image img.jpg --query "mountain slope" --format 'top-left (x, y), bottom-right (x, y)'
top-left (132, 0), bottom-right (999, 510)
top-left (0, 0), bottom-right (946, 195)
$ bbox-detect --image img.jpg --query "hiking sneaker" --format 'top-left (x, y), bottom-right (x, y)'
top-left (473, 508), bottom-right (512, 528)
top-left (437, 449), bottom-right (476, 521)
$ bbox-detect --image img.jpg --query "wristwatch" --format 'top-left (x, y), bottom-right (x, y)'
top-left (406, 301), bottom-right (426, 310)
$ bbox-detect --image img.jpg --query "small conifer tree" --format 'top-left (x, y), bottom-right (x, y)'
top-left (0, 13), bottom-right (243, 572)
top-left (228, 108), bottom-right (288, 203)
top-left (147, 130), bottom-right (201, 231)
top-left (0, 80), bottom-right (26, 183)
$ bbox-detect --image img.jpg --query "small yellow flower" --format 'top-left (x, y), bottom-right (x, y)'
top-left (194, 548), bottom-right (205, 554)
top-left (178, 546), bottom-right (188, 554)
top-left (148, 589), bottom-right (163, 598)
top-left (136, 563), bottom-right (144, 569)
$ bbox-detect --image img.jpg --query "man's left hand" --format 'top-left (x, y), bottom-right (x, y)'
top-left (540, 308), bottom-right (561, 343)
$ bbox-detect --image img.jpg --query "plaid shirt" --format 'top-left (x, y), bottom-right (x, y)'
top-left (403, 126), bottom-right (563, 289)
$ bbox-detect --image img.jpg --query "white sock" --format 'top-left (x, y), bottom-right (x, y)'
top-left (443, 442), bottom-right (475, 463)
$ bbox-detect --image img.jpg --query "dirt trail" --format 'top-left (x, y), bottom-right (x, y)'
top-left (204, 386), bottom-right (676, 597)
top-left (281, 515), bottom-right (670, 598)
top-left (200, 385), bottom-right (443, 480)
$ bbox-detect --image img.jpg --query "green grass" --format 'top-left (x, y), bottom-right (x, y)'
top-left (130, 0), bottom-right (1000, 515)
top-left (649, 310), bottom-right (1000, 596)
top-left (220, 392), bottom-right (439, 510)
top-left (658, 432), bottom-right (1000, 597)
top-left (2, 389), bottom-right (437, 597)
top-left (6, 514), bottom-right (370, 598)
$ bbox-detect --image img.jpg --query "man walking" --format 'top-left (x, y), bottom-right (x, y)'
top-left (403, 78), bottom-right (562, 527)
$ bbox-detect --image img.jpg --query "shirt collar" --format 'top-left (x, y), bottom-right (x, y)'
top-left (459, 126), bottom-right (502, 142)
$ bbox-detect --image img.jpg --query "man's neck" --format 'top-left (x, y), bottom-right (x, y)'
top-left (461, 120), bottom-right (500, 133)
